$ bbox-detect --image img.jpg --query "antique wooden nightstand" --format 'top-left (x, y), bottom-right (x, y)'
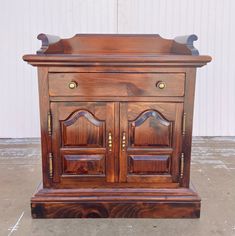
top-left (23, 34), bottom-right (211, 218)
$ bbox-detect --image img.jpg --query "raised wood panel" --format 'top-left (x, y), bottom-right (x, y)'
top-left (128, 155), bottom-right (170, 174)
top-left (51, 102), bottom-right (116, 183)
top-left (48, 73), bottom-right (185, 97)
top-left (129, 110), bottom-right (172, 147)
top-left (120, 102), bottom-right (183, 183)
top-left (61, 110), bottom-right (105, 147)
top-left (63, 154), bottom-right (105, 175)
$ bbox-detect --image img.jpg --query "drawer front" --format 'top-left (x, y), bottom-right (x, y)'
top-left (49, 73), bottom-right (185, 97)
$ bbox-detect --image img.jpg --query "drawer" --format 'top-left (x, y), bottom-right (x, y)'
top-left (48, 73), bottom-right (185, 97)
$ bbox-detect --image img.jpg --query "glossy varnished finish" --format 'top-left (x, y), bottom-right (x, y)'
top-left (31, 184), bottom-right (200, 218)
top-left (48, 73), bottom-right (185, 97)
top-left (51, 102), bottom-right (115, 183)
top-left (119, 102), bottom-right (183, 183)
top-left (23, 34), bottom-right (211, 218)
top-left (37, 67), bottom-right (51, 188)
top-left (32, 202), bottom-right (200, 219)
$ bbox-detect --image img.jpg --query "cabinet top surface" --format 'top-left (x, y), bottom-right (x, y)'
top-left (23, 34), bottom-right (211, 67)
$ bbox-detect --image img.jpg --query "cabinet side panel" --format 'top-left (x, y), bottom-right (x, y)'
top-left (182, 68), bottom-right (197, 187)
top-left (37, 67), bottom-right (50, 187)
top-left (171, 103), bottom-right (184, 182)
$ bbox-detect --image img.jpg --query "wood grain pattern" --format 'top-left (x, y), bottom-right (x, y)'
top-left (23, 34), bottom-right (211, 67)
top-left (23, 55), bottom-right (211, 67)
top-left (63, 154), bottom-right (105, 175)
top-left (34, 34), bottom-right (199, 55)
top-left (51, 102), bottom-right (115, 184)
top-left (23, 34), bottom-right (211, 218)
top-left (181, 68), bottom-right (197, 187)
top-left (31, 183), bottom-right (201, 218)
top-left (119, 102), bottom-right (182, 183)
top-left (32, 202), bottom-right (200, 218)
top-left (37, 67), bottom-right (51, 187)
top-left (35, 34), bottom-right (170, 54)
top-left (129, 110), bottom-right (172, 147)
top-left (61, 110), bottom-right (105, 147)
top-left (128, 155), bottom-right (170, 174)
top-left (48, 73), bottom-right (185, 97)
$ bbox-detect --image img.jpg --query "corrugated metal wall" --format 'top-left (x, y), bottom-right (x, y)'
top-left (0, 0), bottom-right (234, 137)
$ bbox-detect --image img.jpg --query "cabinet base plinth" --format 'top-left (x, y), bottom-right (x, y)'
top-left (31, 184), bottom-right (201, 218)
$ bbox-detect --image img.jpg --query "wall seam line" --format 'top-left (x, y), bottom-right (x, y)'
top-left (116, 0), bottom-right (119, 33)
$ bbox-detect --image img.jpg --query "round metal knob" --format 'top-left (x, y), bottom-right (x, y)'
top-left (157, 81), bottom-right (166, 89)
top-left (68, 81), bottom-right (77, 89)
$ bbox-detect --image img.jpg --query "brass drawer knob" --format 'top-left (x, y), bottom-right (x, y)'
top-left (156, 81), bottom-right (166, 89)
top-left (68, 81), bottom-right (78, 89)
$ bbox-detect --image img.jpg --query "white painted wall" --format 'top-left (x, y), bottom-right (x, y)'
top-left (0, 0), bottom-right (234, 137)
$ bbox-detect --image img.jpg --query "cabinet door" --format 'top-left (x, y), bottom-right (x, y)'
top-left (119, 102), bottom-right (183, 183)
top-left (51, 102), bottom-right (115, 184)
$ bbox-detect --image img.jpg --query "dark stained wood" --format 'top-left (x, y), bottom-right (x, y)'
top-left (53, 180), bottom-right (180, 188)
top-left (34, 34), bottom-right (199, 55)
top-left (114, 102), bottom-right (120, 183)
top-left (128, 155), bottom-right (170, 174)
top-left (129, 110), bottom-right (172, 147)
top-left (181, 68), bottom-right (197, 187)
top-left (32, 202), bottom-right (200, 218)
top-left (47, 66), bottom-right (200, 73)
top-left (51, 102), bottom-right (115, 184)
top-left (63, 154), bottom-right (105, 175)
top-left (23, 34), bottom-right (211, 218)
top-left (31, 184), bottom-right (200, 218)
top-left (50, 96), bottom-right (185, 102)
top-left (37, 34), bottom-right (174, 55)
top-left (61, 110), bottom-right (105, 147)
top-left (120, 102), bottom-right (183, 183)
top-left (37, 67), bottom-right (51, 187)
top-left (23, 34), bottom-right (211, 67)
top-left (48, 73), bottom-right (185, 97)
top-left (23, 54), bottom-right (211, 67)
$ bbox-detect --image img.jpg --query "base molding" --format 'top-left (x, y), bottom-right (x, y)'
top-left (31, 184), bottom-right (201, 218)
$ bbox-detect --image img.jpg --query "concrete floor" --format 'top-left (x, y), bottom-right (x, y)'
top-left (0, 137), bottom-right (234, 236)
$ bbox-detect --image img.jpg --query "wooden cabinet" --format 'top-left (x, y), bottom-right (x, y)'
top-left (23, 34), bottom-right (211, 218)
